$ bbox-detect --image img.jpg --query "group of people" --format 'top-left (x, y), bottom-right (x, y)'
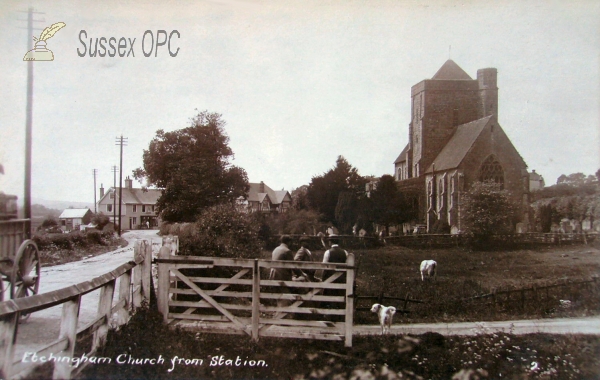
top-left (268, 234), bottom-right (350, 317)
top-left (268, 234), bottom-right (349, 283)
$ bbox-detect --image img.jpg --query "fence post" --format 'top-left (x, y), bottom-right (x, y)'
top-left (345, 253), bottom-right (356, 347)
top-left (252, 259), bottom-right (260, 342)
top-left (117, 269), bottom-right (132, 326)
top-left (53, 295), bottom-right (81, 380)
top-left (140, 239), bottom-right (152, 303)
top-left (92, 279), bottom-right (116, 352)
top-left (0, 313), bottom-right (19, 379)
top-left (133, 241), bottom-right (143, 308)
top-left (157, 243), bottom-right (172, 323)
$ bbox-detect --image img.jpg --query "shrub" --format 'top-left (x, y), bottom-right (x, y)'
top-left (179, 203), bottom-right (262, 259)
top-left (86, 230), bottom-right (105, 245)
top-left (50, 234), bottom-right (73, 250)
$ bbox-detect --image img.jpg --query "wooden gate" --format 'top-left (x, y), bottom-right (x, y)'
top-left (156, 251), bottom-right (356, 346)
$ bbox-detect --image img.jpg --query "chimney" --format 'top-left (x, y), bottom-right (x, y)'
top-left (259, 181), bottom-right (265, 193)
top-left (100, 184), bottom-right (105, 198)
top-left (124, 176), bottom-right (133, 189)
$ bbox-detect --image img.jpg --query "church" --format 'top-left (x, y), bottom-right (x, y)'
top-left (393, 60), bottom-right (530, 233)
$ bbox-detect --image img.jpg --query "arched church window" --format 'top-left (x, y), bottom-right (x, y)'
top-left (479, 155), bottom-right (504, 187)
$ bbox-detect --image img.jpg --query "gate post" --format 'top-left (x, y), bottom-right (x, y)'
top-left (140, 240), bottom-right (152, 303)
top-left (345, 253), bottom-right (355, 347)
top-left (157, 243), bottom-right (172, 323)
top-left (252, 259), bottom-right (260, 342)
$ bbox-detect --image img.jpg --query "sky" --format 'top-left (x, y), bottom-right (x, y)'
top-left (1, 0), bottom-right (599, 205)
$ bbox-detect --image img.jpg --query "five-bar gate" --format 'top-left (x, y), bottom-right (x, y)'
top-left (156, 250), bottom-right (356, 346)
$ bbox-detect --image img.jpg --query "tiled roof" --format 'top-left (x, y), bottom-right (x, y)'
top-left (247, 182), bottom-right (290, 205)
top-left (394, 144), bottom-right (409, 164)
top-left (426, 116), bottom-right (493, 172)
top-left (431, 60), bottom-right (473, 80)
top-left (59, 208), bottom-right (92, 219)
top-left (99, 187), bottom-right (162, 205)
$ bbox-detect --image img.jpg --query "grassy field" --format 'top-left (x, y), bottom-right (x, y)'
top-left (260, 241), bottom-right (600, 324)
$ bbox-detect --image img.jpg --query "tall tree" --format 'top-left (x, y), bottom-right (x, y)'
top-left (133, 111), bottom-right (249, 223)
top-left (369, 174), bottom-right (413, 230)
top-left (462, 180), bottom-right (519, 237)
top-left (306, 156), bottom-right (366, 225)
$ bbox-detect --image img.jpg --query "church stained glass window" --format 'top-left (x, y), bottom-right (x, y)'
top-left (479, 155), bottom-right (504, 188)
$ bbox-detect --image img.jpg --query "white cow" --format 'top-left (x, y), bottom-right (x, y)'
top-left (370, 303), bottom-right (397, 335)
top-left (420, 260), bottom-right (437, 281)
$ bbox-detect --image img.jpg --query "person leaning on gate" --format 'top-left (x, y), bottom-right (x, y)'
top-left (318, 234), bottom-right (350, 320)
top-left (269, 235), bottom-right (294, 309)
top-left (293, 236), bottom-right (317, 282)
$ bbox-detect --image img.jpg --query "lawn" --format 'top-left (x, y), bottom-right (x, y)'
top-left (261, 241), bottom-right (600, 324)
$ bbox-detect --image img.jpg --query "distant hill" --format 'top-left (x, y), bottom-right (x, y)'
top-left (32, 198), bottom-right (94, 211)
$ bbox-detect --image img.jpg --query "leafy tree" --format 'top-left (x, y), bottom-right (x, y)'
top-left (368, 174), bottom-right (414, 230)
top-left (291, 185), bottom-right (310, 210)
top-left (92, 213), bottom-right (111, 230)
top-left (39, 216), bottom-right (59, 229)
top-left (133, 111), bottom-right (249, 223)
top-left (462, 180), bottom-right (519, 237)
top-left (178, 203), bottom-right (262, 259)
top-left (335, 191), bottom-right (357, 234)
top-left (306, 156), bottom-right (366, 225)
top-left (531, 170), bottom-right (600, 231)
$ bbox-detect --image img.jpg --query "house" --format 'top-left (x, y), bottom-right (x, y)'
top-left (393, 60), bottom-right (530, 233)
top-left (97, 176), bottom-right (162, 230)
top-left (58, 208), bottom-right (93, 232)
top-left (238, 181), bottom-right (292, 213)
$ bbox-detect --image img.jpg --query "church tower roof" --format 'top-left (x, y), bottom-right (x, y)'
top-left (431, 59), bottom-right (473, 80)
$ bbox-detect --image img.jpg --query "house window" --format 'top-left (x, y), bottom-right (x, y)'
top-left (107, 204), bottom-right (113, 212)
top-left (479, 155), bottom-right (504, 188)
top-left (133, 204), bottom-right (138, 212)
top-left (142, 205), bottom-right (146, 213)
top-left (262, 201), bottom-right (270, 211)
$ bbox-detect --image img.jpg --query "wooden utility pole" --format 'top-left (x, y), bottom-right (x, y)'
top-left (92, 169), bottom-right (98, 213)
top-left (19, 7), bottom-right (44, 237)
top-left (115, 136), bottom-right (127, 236)
top-left (111, 165), bottom-right (118, 229)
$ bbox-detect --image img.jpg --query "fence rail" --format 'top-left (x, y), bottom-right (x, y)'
top-left (0, 239), bottom-right (152, 380)
top-left (156, 247), bottom-right (356, 347)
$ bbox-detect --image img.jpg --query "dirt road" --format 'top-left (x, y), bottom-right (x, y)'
top-left (12, 230), bottom-right (161, 361)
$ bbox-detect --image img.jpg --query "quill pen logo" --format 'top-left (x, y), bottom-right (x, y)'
top-left (23, 22), bottom-right (66, 61)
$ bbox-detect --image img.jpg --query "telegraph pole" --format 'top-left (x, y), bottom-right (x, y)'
top-left (111, 165), bottom-right (118, 230)
top-left (115, 136), bottom-right (128, 236)
top-left (18, 7), bottom-right (44, 237)
top-left (92, 169), bottom-right (98, 213)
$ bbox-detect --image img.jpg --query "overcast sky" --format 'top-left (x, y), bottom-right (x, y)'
top-left (1, 0), bottom-right (599, 205)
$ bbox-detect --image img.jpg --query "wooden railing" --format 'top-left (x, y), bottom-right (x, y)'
top-left (156, 245), bottom-right (356, 347)
top-left (0, 239), bottom-right (153, 380)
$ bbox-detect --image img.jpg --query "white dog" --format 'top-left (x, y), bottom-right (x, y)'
top-left (371, 303), bottom-right (396, 335)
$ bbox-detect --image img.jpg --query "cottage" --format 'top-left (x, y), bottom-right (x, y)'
top-left (58, 208), bottom-right (93, 232)
top-left (97, 177), bottom-right (162, 230)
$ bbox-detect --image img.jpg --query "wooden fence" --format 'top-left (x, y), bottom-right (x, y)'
top-left (156, 247), bottom-right (357, 347)
top-left (462, 277), bottom-right (600, 310)
top-left (0, 239), bottom-right (152, 380)
top-left (384, 232), bottom-right (596, 248)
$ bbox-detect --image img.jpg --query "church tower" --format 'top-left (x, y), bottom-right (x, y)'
top-left (477, 68), bottom-right (498, 119)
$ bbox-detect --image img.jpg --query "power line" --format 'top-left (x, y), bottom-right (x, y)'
top-left (115, 136), bottom-right (128, 236)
